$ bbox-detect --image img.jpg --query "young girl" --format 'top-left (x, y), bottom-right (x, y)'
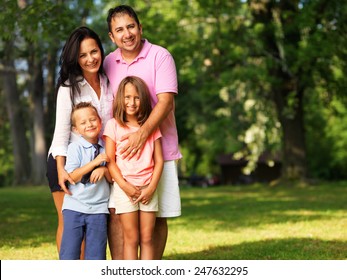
top-left (103, 76), bottom-right (164, 260)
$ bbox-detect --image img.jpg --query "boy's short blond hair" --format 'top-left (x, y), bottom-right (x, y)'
top-left (71, 102), bottom-right (100, 126)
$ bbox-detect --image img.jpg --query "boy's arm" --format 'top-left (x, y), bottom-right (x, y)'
top-left (89, 166), bottom-right (112, 184)
top-left (68, 152), bottom-right (109, 183)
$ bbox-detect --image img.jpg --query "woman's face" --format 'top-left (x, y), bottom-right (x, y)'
top-left (78, 38), bottom-right (102, 77)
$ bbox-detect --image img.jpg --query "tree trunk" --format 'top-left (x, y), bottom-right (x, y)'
top-left (2, 40), bottom-right (31, 185)
top-left (273, 80), bottom-right (307, 180)
top-left (29, 54), bottom-right (47, 185)
top-left (44, 49), bottom-right (58, 147)
top-left (249, 0), bottom-right (308, 180)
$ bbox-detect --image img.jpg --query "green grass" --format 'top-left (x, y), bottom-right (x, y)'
top-left (0, 182), bottom-right (346, 260)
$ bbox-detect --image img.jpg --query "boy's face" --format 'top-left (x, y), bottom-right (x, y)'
top-left (72, 107), bottom-right (101, 143)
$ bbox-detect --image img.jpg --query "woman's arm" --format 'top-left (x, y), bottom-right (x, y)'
top-left (51, 86), bottom-right (75, 192)
top-left (56, 156), bottom-right (73, 195)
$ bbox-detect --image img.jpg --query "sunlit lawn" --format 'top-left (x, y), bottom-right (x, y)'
top-left (0, 182), bottom-right (346, 260)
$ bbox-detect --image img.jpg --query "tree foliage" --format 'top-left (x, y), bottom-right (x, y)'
top-left (1, 0), bottom-right (347, 186)
top-left (0, 0), bottom-right (93, 185)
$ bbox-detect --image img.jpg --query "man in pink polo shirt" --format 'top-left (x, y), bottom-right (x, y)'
top-left (105, 4), bottom-right (182, 260)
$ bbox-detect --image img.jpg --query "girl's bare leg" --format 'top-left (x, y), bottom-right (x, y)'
top-left (120, 211), bottom-right (139, 260)
top-left (139, 211), bottom-right (156, 260)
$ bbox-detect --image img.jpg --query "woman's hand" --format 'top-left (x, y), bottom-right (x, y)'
top-left (57, 168), bottom-right (73, 195)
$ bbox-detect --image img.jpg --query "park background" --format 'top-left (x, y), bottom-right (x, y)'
top-left (0, 0), bottom-right (346, 259)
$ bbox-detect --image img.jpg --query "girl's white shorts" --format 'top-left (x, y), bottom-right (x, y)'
top-left (108, 160), bottom-right (181, 218)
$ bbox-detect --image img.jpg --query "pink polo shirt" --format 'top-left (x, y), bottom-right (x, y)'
top-left (104, 39), bottom-right (182, 161)
top-left (103, 118), bottom-right (162, 186)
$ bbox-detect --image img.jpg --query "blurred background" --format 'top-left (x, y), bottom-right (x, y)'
top-left (1, 0), bottom-right (347, 187)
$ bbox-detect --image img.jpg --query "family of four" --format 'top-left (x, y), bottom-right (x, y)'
top-left (46, 5), bottom-right (181, 260)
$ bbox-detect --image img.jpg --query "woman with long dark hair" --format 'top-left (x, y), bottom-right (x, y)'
top-left (46, 26), bottom-right (113, 258)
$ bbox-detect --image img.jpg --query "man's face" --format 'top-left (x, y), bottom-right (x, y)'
top-left (108, 13), bottom-right (143, 57)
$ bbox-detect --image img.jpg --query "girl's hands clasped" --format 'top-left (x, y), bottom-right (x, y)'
top-left (133, 185), bottom-right (155, 205)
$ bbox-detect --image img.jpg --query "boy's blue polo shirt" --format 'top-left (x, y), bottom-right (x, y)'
top-left (63, 136), bottom-right (110, 214)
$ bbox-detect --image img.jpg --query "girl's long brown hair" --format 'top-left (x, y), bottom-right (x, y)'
top-left (113, 76), bottom-right (152, 127)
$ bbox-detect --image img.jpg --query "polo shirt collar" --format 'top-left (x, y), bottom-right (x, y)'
top-left (115, 39), bottom-right (151, 63)
top-left (78, 135), bottom-right (103, 149)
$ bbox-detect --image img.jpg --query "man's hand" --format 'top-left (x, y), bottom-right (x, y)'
top-left (119, 130), bottom-right (147, 160)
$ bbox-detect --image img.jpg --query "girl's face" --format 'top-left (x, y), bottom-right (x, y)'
top-left (124, 83), bottom-right (140, 118)
top-left (78, 38), bottom-right (102, 77)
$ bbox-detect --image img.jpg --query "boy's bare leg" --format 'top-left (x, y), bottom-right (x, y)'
top-left (108, 208), bottom-right (124, 260)
top-left (153, 217), bottom-right (168, 260)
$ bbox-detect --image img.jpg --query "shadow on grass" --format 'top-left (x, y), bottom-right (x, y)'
top-left (165, 238), bottom-right (347, 260)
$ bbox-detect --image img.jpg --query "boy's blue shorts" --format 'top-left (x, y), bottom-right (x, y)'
top-left (59, 209), bottom-right (108, 260)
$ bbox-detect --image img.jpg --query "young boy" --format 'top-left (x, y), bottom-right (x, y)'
top-left (59, 102), bottom-right (112, 260)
